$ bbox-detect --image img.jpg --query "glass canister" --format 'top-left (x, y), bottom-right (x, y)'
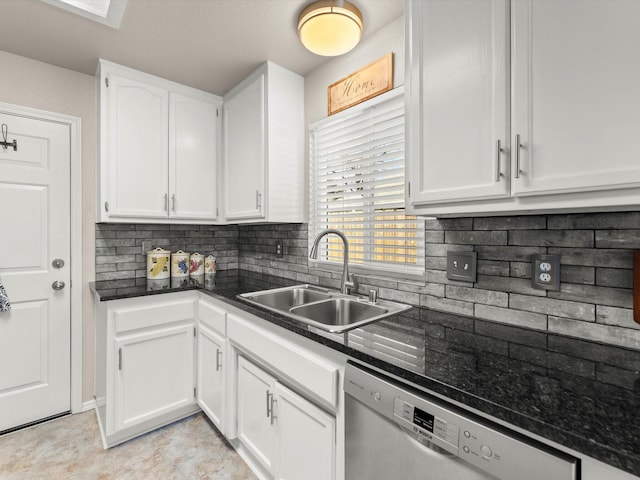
top-left (189, 252), bottom-right (204, 276)
top-left (205, 255), bottom-right (217, 274)
top-left (171, 250), bottom-right (190, 278)
top-left (146, 248), bottom-right (170, 280)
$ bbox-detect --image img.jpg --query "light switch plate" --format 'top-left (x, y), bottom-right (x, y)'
top-left (446, 251), bottom-right (477, 282)
top-left (531, 254), bottom-right (560, 290)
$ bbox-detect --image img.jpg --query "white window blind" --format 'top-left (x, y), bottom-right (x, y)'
top-left (309, 87), bottom-right (424, 276)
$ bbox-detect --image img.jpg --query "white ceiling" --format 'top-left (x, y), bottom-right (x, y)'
top-left (0, 0), bottom-right (404, 96)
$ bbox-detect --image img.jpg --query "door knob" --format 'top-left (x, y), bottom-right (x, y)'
top-left (52, 281), bottom-right (65, 291)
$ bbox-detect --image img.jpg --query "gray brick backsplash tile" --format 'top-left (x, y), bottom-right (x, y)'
top-left (445, 230), bottom-right (507, 245)
top-left (509, 230), bottom-right (594, 248)
top-left (446, 285), bottom-right (508, 307)
top-left (560, 265), bottom-right (595, 285)
top-left (547, 212), bottom-right (640, 230)
top-left (96, 211), bottom-right (640, 350)
top-left (596, 305), bottom-right (640, 329)
top-left (595, 230), bottom-right (640, 249)
top-left (477, 260), bottom-right (510, 277)
top-left (424, 231), bottom-right (445, 243)
top-left (474, 216), bottom-right (546, 231)
top-left (510, 294), bottom-right (595, 321)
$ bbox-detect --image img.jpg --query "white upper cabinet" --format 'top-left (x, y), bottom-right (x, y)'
top-left (222, 61), bottom-right (306, 223)
top-left (169, 92), bottom-right (219, 220)
top-left (510, 0), bottom-right (640, 197)
top-left (406, 0), bottom-right (640, 216)
top-left (406, 0), bottom-right (510, 205)
top-left (98, 60), bottom-right (222, 223)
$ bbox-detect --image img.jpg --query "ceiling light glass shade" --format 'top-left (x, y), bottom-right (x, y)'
top-left (298, 1), bottom-right (364, 56)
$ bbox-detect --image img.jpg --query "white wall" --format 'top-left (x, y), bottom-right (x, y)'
top-left (0, 50), bottom-right (96, 404)
top-left (304, 15), bottom-right (405, 125)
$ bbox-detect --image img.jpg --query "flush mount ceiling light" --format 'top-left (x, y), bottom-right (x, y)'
top-left (298, 0), bottom-right (364, 56)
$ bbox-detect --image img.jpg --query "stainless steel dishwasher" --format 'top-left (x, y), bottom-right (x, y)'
top-left (344, 361), bottom-right (579, 480)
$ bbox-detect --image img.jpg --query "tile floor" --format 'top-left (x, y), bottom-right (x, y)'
top-left (0, 411), bottom-right (257, 479)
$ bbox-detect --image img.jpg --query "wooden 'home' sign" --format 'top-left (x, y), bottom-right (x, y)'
top-left (328, 53), bottom-right (394, 115)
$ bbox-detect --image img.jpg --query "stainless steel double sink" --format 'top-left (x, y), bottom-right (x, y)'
top-left (237, 284), bottom-right (411, 333)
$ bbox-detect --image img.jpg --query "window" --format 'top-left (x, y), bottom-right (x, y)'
top-left (309, 87), bottom-right (424, 277)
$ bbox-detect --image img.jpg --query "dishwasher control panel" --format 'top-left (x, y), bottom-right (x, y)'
top-left (394, 398), bottom-right (460, 455)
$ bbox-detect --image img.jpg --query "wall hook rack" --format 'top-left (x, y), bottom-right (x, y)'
top-left (1, 124), bottom-right (18, 151)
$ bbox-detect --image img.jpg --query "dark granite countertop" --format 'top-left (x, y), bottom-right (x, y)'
top-left (91, 269), bottom-right (640, 477)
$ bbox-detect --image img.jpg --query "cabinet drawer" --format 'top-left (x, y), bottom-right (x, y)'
top-left (229, 315), bottom-right (339, 408)
top-left (199, 299), bottom-right (226, 334)
top-left (114, 297), bottom-right (196, 333)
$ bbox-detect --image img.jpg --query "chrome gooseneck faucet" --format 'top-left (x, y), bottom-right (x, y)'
top-left (309, 229), bottom-right (354, 294)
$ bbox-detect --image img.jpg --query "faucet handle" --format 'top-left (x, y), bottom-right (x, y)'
top-left (344, 279), bottom-right (355, 295)
top-left (368, 289), bottom-right (378, 304)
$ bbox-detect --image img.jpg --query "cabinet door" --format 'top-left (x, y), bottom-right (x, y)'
top-left (106, 73), bottom-right (169, 218)
top-left (223, 74), bottom-right (266, 220)
top-left (114, 324), bottom-right (195, 432)
top-left (512, 0), bottom-right (640, 196)
top-left (274, 382), bottom-right (335, 480)
top-left (197, 323), bottom-right (226, 432)
top-left (407, 0), bottom-right (509, 206)
top-left (169, 93), bottom-right (218, 220)
top-left (236, 356), bottom-right (275, 472)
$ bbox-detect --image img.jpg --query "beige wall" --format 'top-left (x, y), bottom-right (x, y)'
top-left (304, 16), bottom-right (405, 125)
top-left (0, 50), bottom-right (96, 404)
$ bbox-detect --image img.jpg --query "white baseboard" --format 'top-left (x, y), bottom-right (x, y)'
top-left (81, 399), bottom-right (97, 412)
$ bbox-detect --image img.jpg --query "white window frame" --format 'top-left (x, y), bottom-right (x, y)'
top-left (309, 86), bottom-right (425, 280)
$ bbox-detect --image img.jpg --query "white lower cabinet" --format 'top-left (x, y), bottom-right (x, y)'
top-left (236, 356), bottom-right (336, 480)
top-left (197, 298), bottom-right (227, 433)
top-left (94, 292), bottom-right (199, 448)
top-left (274, 382), bottom-right (335, 480)
top-left (115, 323), bottom-right (196, 432)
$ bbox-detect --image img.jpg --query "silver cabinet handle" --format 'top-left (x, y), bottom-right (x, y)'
top-left (270, 398), bottom-right (277, 425)
top-left (514, 134), bottom-right (521, 179)
top-left (163, 194), bottom-right (168, 211)
top-left (496, 139), bottom-right (504, 182)
top-left (215, 349), bottom-right (222, 372)
top-left (256, 190), bottom-right (262, 210)
top-left (52, 280), bottom-right (65, 290)
top-left (171, 194), bottom-right (176, 212)
top-left (266, 390), bottom-right (273, 419)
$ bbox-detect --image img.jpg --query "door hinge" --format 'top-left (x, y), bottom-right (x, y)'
top-left (118, 348), bottom-right (122, 370)
top-left (105, 77), bottom-right (109, 88)
top-left (216, 108), bottom-right (219, 117)
top-left (194, 387), bottom-right (197, 398)
top-left (104, 201), bottom-right (109, 212)
top-left (216, 207), bottom-right (219, 217)
top-left (194, 327), bottom-right (196, 337)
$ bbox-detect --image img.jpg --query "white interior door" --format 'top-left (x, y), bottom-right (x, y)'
top-left (0, 112), bottom-right (71, 432)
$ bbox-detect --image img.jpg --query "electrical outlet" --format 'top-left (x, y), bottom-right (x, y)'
top-left (275, 240), bottom-right (284, 258)
top-left (141, 240), bottom-right (152, 254)
top-left (446, 251), bottom-right (477, 282)
top-left (531, 254), bottom-right (560, 290)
